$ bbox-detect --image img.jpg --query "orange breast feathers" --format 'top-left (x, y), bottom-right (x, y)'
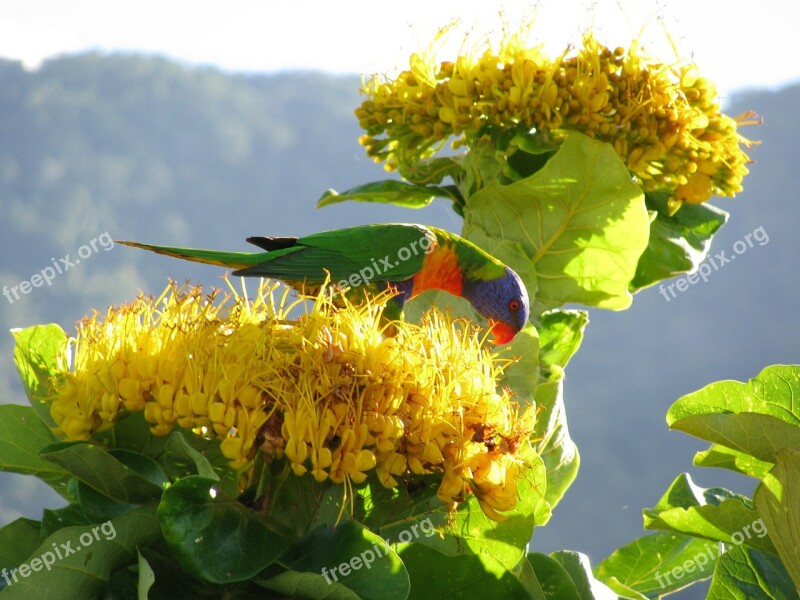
top-left (409, 244), bottom-right (464, 298)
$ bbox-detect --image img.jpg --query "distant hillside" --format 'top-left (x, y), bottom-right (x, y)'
top-left (1, 53), bottom-right (798, 577)
top-left (0, 50), bottom-right (460, 399)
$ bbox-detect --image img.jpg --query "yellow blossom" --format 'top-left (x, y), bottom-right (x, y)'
top-left (357, 26), bottom-right (756, 206)
top-left (47, 278), bottom-right (537, 520)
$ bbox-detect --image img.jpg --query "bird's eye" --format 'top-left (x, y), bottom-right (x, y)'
top-left (508, 299), bottom-right (520, 311)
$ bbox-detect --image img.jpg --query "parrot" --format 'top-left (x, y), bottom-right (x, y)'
top-left (118, 223), bottom-right (529, 344)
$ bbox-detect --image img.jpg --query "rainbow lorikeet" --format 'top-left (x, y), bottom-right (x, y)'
top-left (118, 223), bottom-right (529, 344)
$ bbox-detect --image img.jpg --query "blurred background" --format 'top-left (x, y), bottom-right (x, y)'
top-left (1, 1), bottom-right (798, 597)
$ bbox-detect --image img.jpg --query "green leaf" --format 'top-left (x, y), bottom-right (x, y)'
top-left (594, 531), bottom-right (718, 597)
top-left (463, 132), bottom-right (649, 313)
top-left (40, 443), bottom-right (166, 504)
top-left (631, 191), bottom-right (728, 291)
top-left (668, 365), bottom-right (800, 464)
top-left (254, 460), bottom-right (350, 541)
top-left (161, 428), bottom-right (239, 497)
top-left (157, 475), bottom-right (288, 584)
top-left (137, 549), bottom-right (155, 600)
top-left (0, 503), bottom-right (160, 599)
top-left (12, 324), bottom-right (68, 428)
top-left (358, 472), bottom-right (440, 531)
top-left (41, 503), bottom-right (89, 538)
top-left (532, 373), bottom-right (579, 522)
top-left (495, 322), bottom-right (540, 404)
top-left (255, 568), bottom-right (361, 600)
top-left (527, 552), bottom-right (582, 600)
top-left (100, 563), bottom-right (140, 599)
top-left (0, 404), bottom-right (73, 499)
top-left (318, 180), bottom-right (453, 209)
top-left (508, 129), bottom-right (557, 156)
top-left (694, 444), bottom-right (774, 480)
top-left (460, 135), bottom-right (507, 198)
top-left (643, 473), bottom-right (775, 553)
top-left (77, 481), bottom-right (137, 523)
top-left (136, 547), bottom-right (225, 599)
top-left (754, 448), bottom-right (800, 590)
top-left (279, 520), bottom-right (409, 600)
top-left (400, 542), bottom-right (541, 600)
top-left (547, 551), bottom-right (622, 600)
top-left (537, 310), bottom-right (588, 372)
top-left (707, 545), bottom-right (799, 600)
top-left (677, 414), bottom-right (800, 466)
top-left (161, 432), bottom-right (219, 481)
top-left (0, 518), bottom-right (42, 571)
top-left (512, 552), bottom-right (547, 598)
top-left (402, 155), bottom-right (464, 185)
top-left (504, 145), bottom-right (556, 182)
top-left (111, 449), bottom-right (170, 487)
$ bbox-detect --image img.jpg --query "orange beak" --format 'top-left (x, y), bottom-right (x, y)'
top-left (488, 319), bottom-right (516, 345)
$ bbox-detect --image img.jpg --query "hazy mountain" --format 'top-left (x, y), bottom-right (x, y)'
top-left (1, 53), bottom-right (797, 587)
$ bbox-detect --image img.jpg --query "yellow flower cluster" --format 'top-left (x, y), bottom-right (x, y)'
top-left (48, 279), bottom-right (536, 519)
top-left (357, 31), bottom-right (756, 205)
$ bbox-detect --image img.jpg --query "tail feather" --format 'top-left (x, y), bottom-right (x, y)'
top-left (116, 240), bottom-right (267, 269)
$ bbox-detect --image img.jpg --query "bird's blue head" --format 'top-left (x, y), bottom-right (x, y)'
top-left (462, 266), bottom-right (530, 344)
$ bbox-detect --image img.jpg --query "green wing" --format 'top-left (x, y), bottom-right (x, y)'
top-left (237, 223), bottom-right (436, 282)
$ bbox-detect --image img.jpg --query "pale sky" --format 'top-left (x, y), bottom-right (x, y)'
top-left (0, 0), bottom-right (796, 99)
